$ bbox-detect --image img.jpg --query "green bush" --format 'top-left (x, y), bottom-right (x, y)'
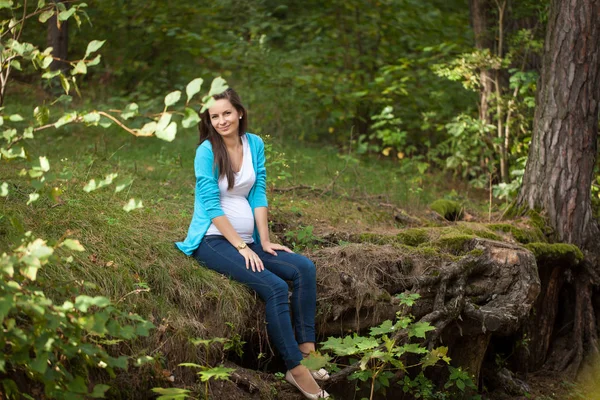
top-left (0, 233), bottom-right (154, 399)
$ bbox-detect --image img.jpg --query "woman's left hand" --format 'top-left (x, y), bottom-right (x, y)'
top-left (262, 242), bottom-right (293, 256)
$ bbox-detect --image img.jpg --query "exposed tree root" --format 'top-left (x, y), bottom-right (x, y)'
top-left (313, 238), bottom-right (540, 387)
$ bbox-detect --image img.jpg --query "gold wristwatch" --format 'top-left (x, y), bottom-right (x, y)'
top-left (236, 241), bottom-right (247, 251)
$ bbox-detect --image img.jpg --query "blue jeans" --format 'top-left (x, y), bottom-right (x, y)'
top-left (192, 235), bottom-right (317, 370)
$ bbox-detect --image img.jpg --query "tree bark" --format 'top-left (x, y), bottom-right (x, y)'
top-left (469, 0), bottom-right (495, 125)
top-left (517, 0), bottom-right (600, 249)
top-left (47, 0), bottom-right (69, 72)
top-left (517, 0), bottom-right (600, 375)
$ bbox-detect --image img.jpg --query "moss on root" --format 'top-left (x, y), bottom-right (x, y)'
top-left (433, 233), bottom-right (476, 255)
top-left (487, 223), bottom-right (545, 244)
top-left (397, 228), bottom-right (430, 246)
top-left (358, 232), bottom-right (397, 245)
top-left (429, 199), bottom-right (464, 221)
top-left (525, 242), bottom-right (584, 266)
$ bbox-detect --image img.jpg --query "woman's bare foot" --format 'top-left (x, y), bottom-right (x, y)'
top-left (289, 365), bottom-right (321, 394)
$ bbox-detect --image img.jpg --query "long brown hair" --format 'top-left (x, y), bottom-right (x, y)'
top-left (199, 88), bottom-right (248, 190)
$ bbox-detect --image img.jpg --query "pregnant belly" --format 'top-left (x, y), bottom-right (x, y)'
top-left (221, 196), bottom-right (254, 236)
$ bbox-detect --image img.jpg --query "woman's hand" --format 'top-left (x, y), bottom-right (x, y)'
top-left (262, 241), bottom-right (293, 256)
top-left (238, 247), bottom-right (264, 272)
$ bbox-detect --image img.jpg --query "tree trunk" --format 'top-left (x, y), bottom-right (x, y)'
top-left (469, 0), bottom-right (494, 125)
top-left (517, 0), bottom-right (600, 376)
top-left (47, 0), bottom-right (69, 72)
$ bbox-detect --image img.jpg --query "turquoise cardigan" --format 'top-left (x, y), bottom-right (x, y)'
top-left (175, 133), bottom-right (268, 256)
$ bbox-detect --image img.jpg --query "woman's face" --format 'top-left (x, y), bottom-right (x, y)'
top-left (208, 99), bottom-right (241, 138)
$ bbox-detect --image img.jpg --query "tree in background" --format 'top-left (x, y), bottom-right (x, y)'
top-left (517, 0), bottom-right (600, 376)
top-left (46, 0), bottom-right (69, 72)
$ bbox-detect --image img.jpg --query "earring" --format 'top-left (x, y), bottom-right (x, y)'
top-left (239, 116), bottom-right (242, 119)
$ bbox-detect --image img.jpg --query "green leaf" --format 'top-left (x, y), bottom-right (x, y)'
top-left (408, 321), bottom-right (436, 339)
top-left (396, 292), bottom-right (421, 307)
top-left (301, 352), bottom-right (331, 371)
top-left (42, 69), bottom-right (61, 80)
top-left (83, 112), bottom-right (100, 125)
top-left (58, 8), bottom-right (76, 21)
top-left (135, 356), bottom-right (154, 367)
top-left (178, 362), bottom-right (204, 368)
top-left (34, 106), bottom-right (50, 126)
top-left (2, 129), bottom-right (16, 141)
top-left (37, 0), bottom-right (45, 7)
top-left (0, 1), bottom-right (14, 9)
top-left (134, 321), bottom-right (153, 336)
top-left (66, 376), bottom-right (87, 393)
top-left (139, 121), bottom-right (157, 136)
top-left (90, 384), bottom-right (110, 398)
top-left (30, 352), bottom-right (49, 374)
top-left (74, 295), bottom-right (111, 312)
top-left (60, 239), bottom-right (85, 252)
top-left (151, 387), bottom-right (191, 400)
top-left (83, 173), bottom-right (117, 192)
top-left (393, 316), bottom-right (412, 330)
top-left (38, 156), bottom-right (50, 172)
top-left (23, 127), bottom-right (34, 139)
top-left (87, 54), bottom-right (101, 67)
top-left (156, 112), bottom-right (172, 132)
top-left (155, 122), bottom-right (177, 142)
top-left (200, 96), bottom-right (215, 114)
top-left (121, 103), bottom-right (138, 120)
top-left (59, 74), bottom-right (70, 94)
top-left (9, 114), bottom-right (23, 122)
top-left (41, 55), bottom-right (53, 69)
top-left (370, 320), bottom-right (395, 336)
top-left (0, 296), bottom-right (15, 322)
top-left (114, 177), bottom-right (133, 193)
top-left (185, 78), bottom-right (203, 103)
top-left (421, 346), bottom-right (450, 369)
top-left (1, 182), bottom-right (8, 197)
top-left (396, 343), bottom-right (428, 356)
top-left (321, 335), bottom-right (378, 356)
top-left (123, 198), bottom-right (143, 212)
top-left (10, 60), bottom-right (21, 71)
top-left (164, 90), bottom-right (181, 107)
top-left (27, 193), bottom-right (40, 205)
top-left (54, 112), bottom-right (77, 128)
top-left (198, 366), bottom-right (235, 382)
top-left (349, 370), bottom-right (372, 382)
top-left (207, 76), bottom-right (228, 97)
top-left (84, 40), bottom-right (105, 59)
top-left (182, 108), bottom-right (200, 128)
top-left (109, 355), bottom-right (128, 370)
top-left (72, 60), bottom-right (87, 75)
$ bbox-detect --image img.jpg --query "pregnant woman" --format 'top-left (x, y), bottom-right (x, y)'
top-left (176, 88), bottom-right (329, 399)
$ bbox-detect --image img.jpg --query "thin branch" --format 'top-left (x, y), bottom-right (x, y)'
top-left (96, 111), bottom-right (150, 137)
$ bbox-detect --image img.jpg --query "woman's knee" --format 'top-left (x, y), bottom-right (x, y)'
top-left (295, 256), bottom-right (316, 279)
top-left (269, 278), bottom-right (289, 299)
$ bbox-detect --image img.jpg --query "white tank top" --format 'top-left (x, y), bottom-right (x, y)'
top-left (205, 135), bottom-right (256, 242)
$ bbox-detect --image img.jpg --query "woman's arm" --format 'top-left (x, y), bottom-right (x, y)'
top-left (255, 207), bottom-right (292, 255)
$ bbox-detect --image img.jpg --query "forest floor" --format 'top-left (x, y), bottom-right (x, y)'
top-left (1, 101), bottom-right (596, 399)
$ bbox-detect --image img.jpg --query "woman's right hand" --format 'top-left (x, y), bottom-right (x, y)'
top-left (238, 247), bottom-right (264, 272)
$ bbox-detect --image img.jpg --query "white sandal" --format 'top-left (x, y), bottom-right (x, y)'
top-left (285, 370), bottom-right (330, 399)
top-left (310, 368), bottom-right (330, 381)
